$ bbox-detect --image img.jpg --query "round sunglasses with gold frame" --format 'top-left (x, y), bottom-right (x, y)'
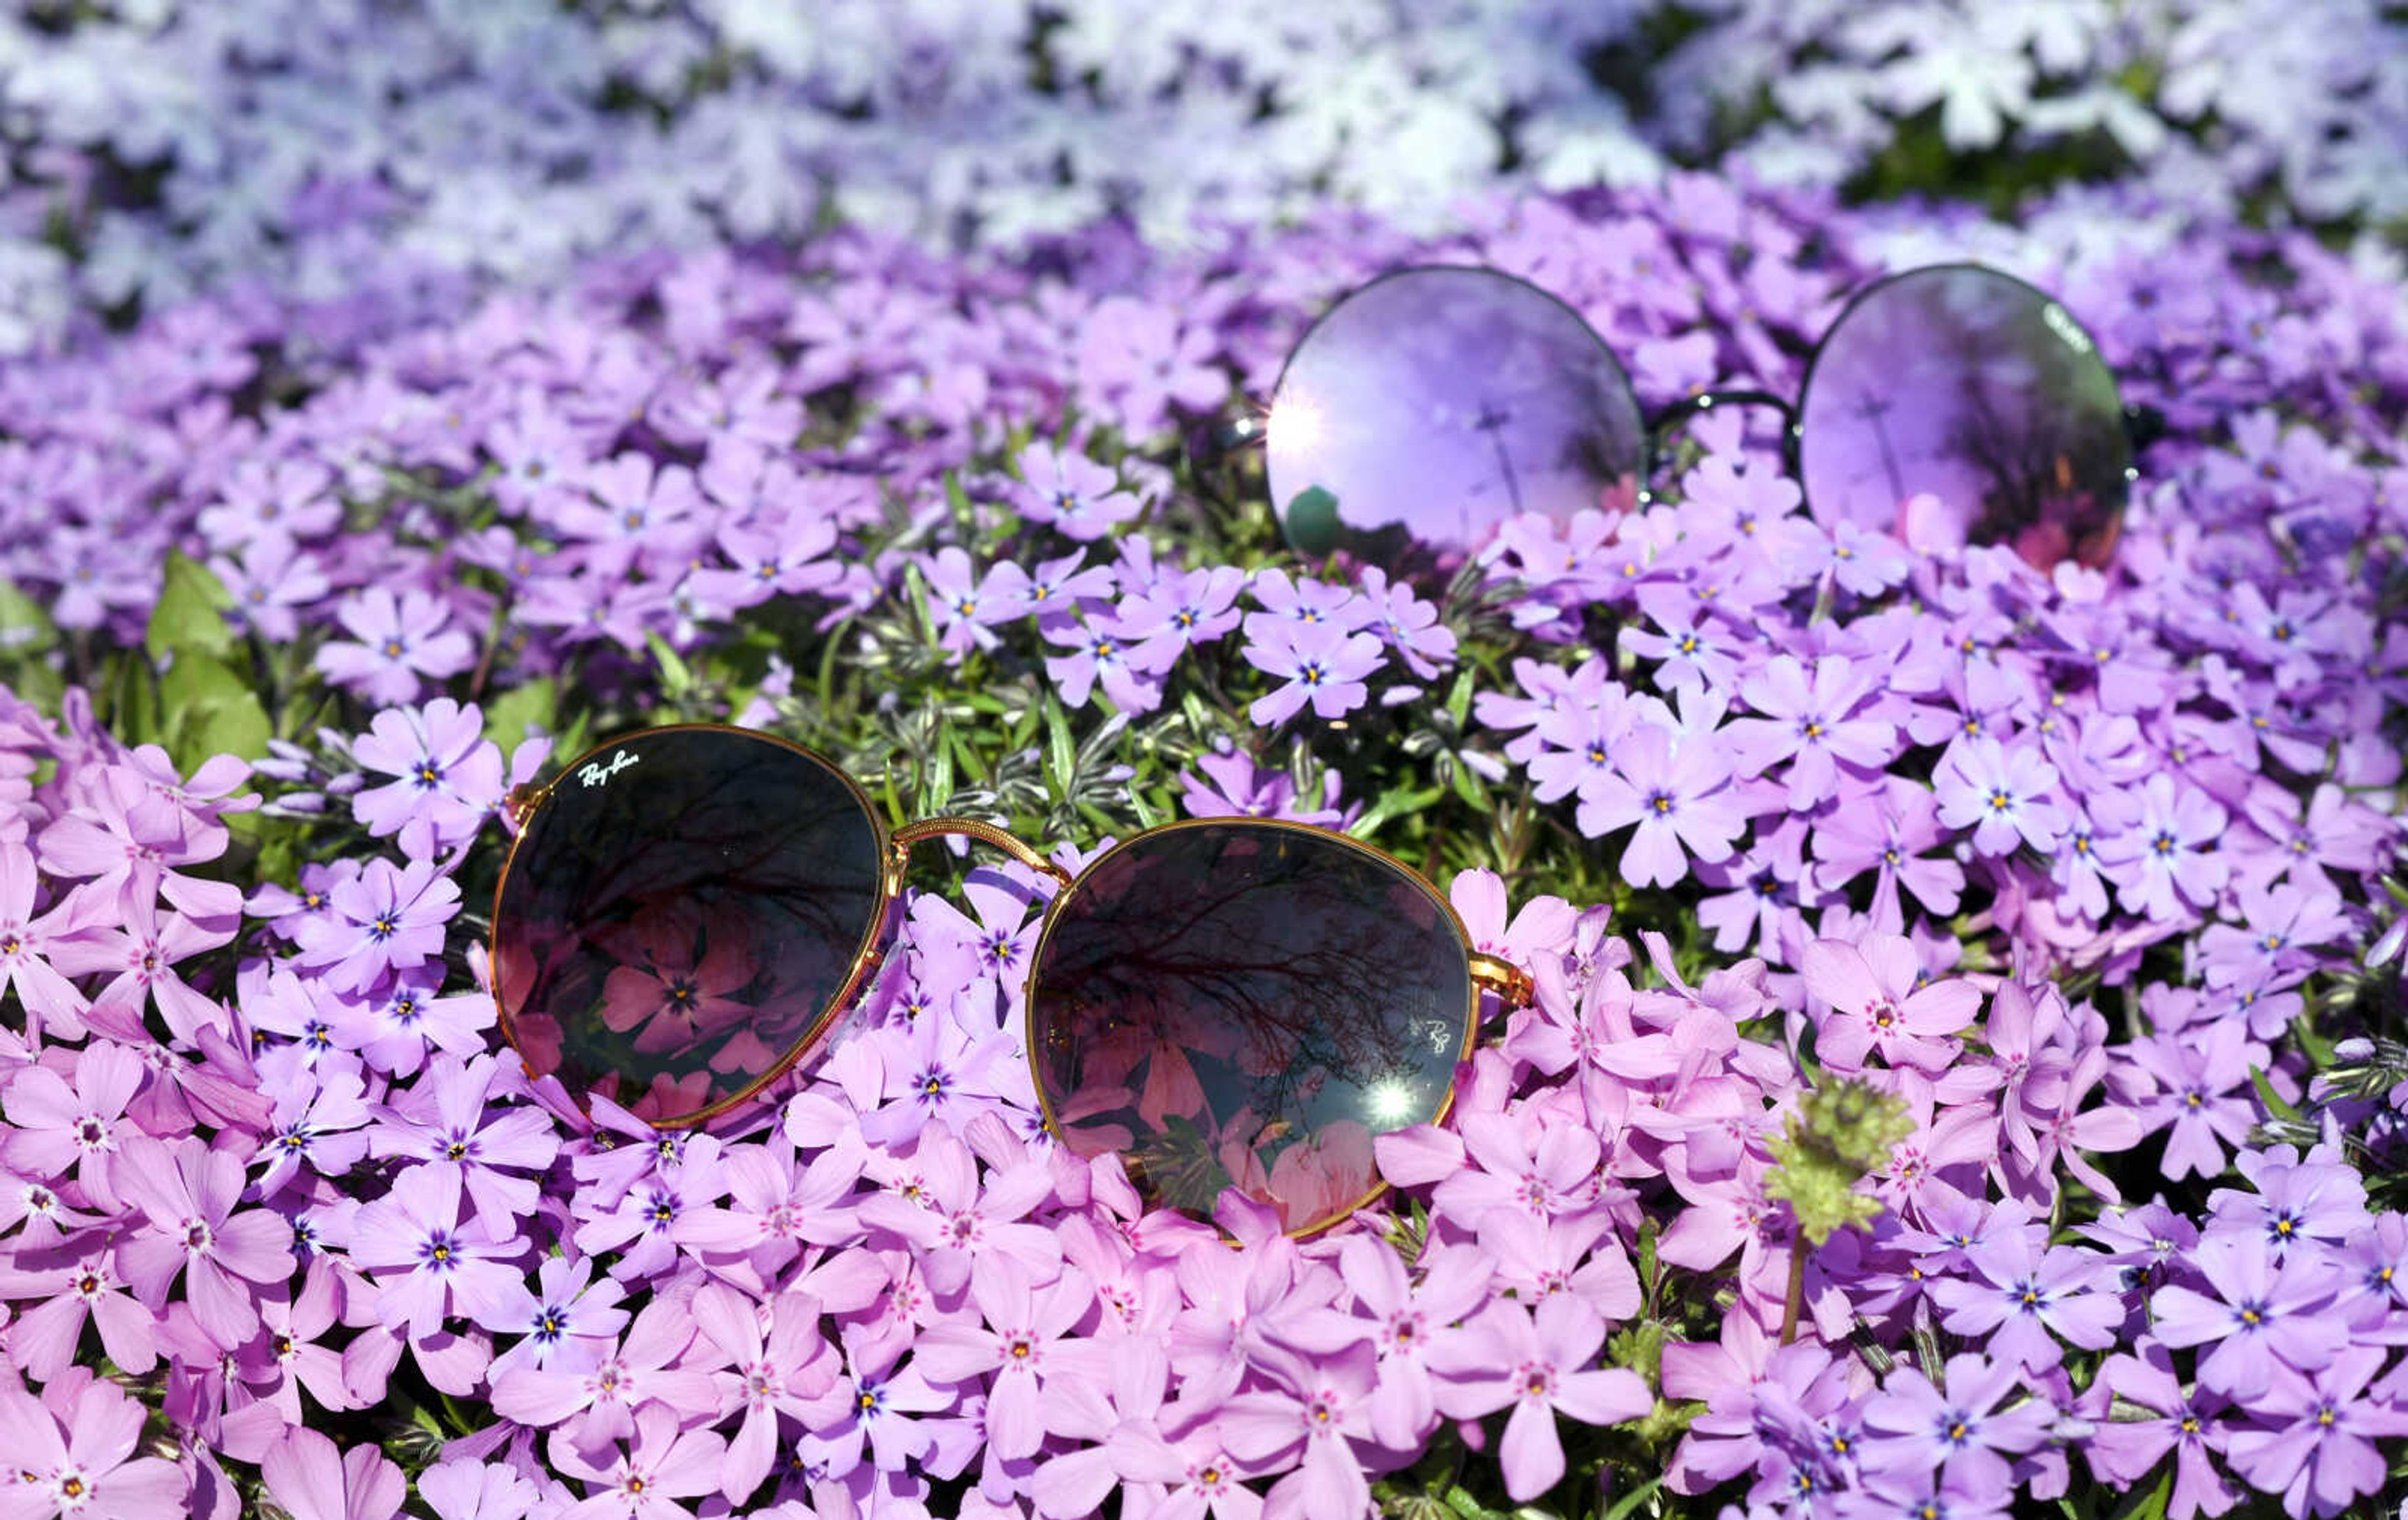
top-left (487, 722), bottom-right (1533, 1237)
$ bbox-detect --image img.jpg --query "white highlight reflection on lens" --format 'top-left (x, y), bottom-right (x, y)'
top-left (1366, 1077), bottom-right (1420, 1125)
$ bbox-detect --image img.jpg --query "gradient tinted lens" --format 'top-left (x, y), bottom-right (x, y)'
top-left (492, 729), bottom-right (883, 1123)
top-left (1798, 265), bottom-right (2131, 570)
top-left (1028, 822), bottom-right (1472, 1234)
top-left (1266, 266), bottom-right (1644, 558)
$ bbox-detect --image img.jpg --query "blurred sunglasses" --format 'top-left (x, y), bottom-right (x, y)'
top-left (488, 723), bottom-right (1533, 1236)
top-left (1198, 261), bottom-right (2158, 571)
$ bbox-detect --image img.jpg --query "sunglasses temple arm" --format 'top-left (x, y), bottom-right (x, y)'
top-left (887, 816), bottom-right (1074, 891)
top-left (1466, 951), bottom-right (1535, 1010)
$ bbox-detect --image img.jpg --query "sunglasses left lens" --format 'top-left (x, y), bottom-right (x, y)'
top-left (492, 728), bottom-right (884, 1124)
top-left (1028, 821), bottom-right (1474, 1235)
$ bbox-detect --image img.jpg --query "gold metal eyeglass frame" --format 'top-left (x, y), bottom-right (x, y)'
top-left (488, 722), bottom-right (1535, 1237)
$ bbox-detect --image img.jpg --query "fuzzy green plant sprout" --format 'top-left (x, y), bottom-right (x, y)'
top-left (1763, 1078), bottom-right (1918, 1344)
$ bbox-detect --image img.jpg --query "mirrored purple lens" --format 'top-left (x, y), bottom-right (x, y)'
top-left (1797, 265), bottom-right (2130, 570)
top-left (1027, 821), bottom-right (1473, 1235)
top-left (1265, 267), bottom-right (1645, 557)
top-left (492, 728), bottom-right (884, 1125)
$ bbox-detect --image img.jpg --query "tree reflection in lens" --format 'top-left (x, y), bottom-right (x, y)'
top-left (492, 729), bottom-right (883, 1124)
top-left (1798, 265), bottom-right (2130, 571)
top-left (1028, 822), bottom-right (1474, 1233)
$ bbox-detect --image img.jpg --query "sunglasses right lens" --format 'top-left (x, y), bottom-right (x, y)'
top-left (1028, 822), bottom-right (1473, 1235)
top-left (491, 728), bottom-right (884, 1124)
top-left (1266, 266), bottom-right (1645, 558)
top-left (1797, 264), bottom-right (2131, 570)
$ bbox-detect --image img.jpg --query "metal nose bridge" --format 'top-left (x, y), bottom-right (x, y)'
top-left (885, 816), bottom-right (1072, 894)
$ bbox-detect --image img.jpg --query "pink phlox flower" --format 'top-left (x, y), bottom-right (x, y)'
top-left (2096, 773), bottom-right (2231, 923)
top-left (346, 699), bottom-right (505, 861)
top-left (1, 1037), bottom-right (145, 1211)
top-left (1858, 1351), bottom-right (2056, 1494)
top-left (1800, 934), bottom-right (1982, 1075)
top-left (672, 1129), bottom-right (864, 1282)
top-left (46, 885), bottom-right (233, 1045)
top-left (1449, 866), bottom-right (1577, 972)
top-left (1260, 1235), bottom-right (1496, 1452)
top-left (1242, 617), bottom-right (1385, 725)
top-left (349, 1160), bottom-right (524, 1340)
top-left (1476, 1208), bottom-right (1642, 1324)
top-left (911, 1259), bottom-right (1099, 1463)
top-left (367, 1050), bottom-right (560, 1237)
top-left (227, 1260), bottom-right (359, 1438)
top-left (1427, 1295), bottom-right (1653, 1501)
top-left (1999, 1043), bottom-right (2143, 1206)
top-left (258, 1426), bottom-right (405, 1520)
top-left (1724, 654), bottom-right (1901, 808)
top-left (0, 1370), bottom-right (187, 1519)
top-left (1656, 1154), bottom-right (1787, 1289)
top-left (312, 588), bottom-right (477, 706)
top-left (0, 844), bottom-right (110, 1038)
top-left (254, 1051), bottom-right (373, 1197)
top-left (1215, 1338), bottom-right (1383, 1520)
top-left (289, 855), bottom-right (462, 995)
top-left (1667, 1336), bottom-right (1849, 1498)
top-left (240, 963), bottom-right (376, 1071)
top-left (1034, 1333), bottom-right (1180, 1519)
top-left (1928, 1229), bottom-right (2120, 1371)
top-left (1432, 1105), bottom-right (1602, 1222)
top-left (1933, 733), bottom-right (2069, 855)
top-left (1177, 746), bottom-right (1350, 829)
top-left (858, 1116), bottom-right (1062, 1298)
top-left (552, 1400), bottom-right (729, 1520)
top-left (2150, 1231), bottom-right (2347, 1398)
top-left (1576, 717), bottom-right (1747, 888)
top-left (112, 1134), bottom-right (295, 1352)
top-left (692, 1284), bottom-right (843, 1502)
top-left (0, 1240), bottom-right (159, 1381)
top-left (488, 1297), bottom-right (722, 1448)
top-left (418, 1458), bottom-right (550, 1520)
top-left (2123, 1023), bottom-right (2267, 1181)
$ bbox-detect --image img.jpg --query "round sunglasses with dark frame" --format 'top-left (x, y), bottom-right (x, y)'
top-left (487, 723), bottom-right (1532, 1238)
top-left (1217, 259), bottom-right (2150, 571)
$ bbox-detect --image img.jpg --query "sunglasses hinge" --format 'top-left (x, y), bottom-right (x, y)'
top-left (1465, 951), bottom-right (1534, 1010)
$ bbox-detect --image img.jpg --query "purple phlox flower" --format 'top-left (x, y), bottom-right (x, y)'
top-left (196, 455), bottom-right (341, 549)
top-left (2096, 773), bottom-right (2231, 922)
top-left (985, 547), bottom-right (1116, 630)
top-left (358, 968), bottom-right (495, 1077)
top-left (1215, 1338), bottom-right (1382, 1520)
top-left (1576, 717), bottom-right (1747, 888)
top-left (1, 1037), bottom-right (145, 1211)
top-left (1656, 1156), bottom-right (1787, 1297)
top-left (2008, 1043), bottom-right (2145, 1205)
top-left (1696, 830), bottom-right (1815, 958)
top-left (1242, 618), bottom-right (1385, 726)
top-left (1113, 561), bottom-right (1247, 675)
top-left (1075, 295), bottom-right (1228, 438)
top-left (0, 1162), bottom-right (103, 1248)
top-left (858, 1116), bottom-right (1062, 1298)
top-left (253, 1052), bottom-right (372, 1196)
top-left (1822, 519), bottom-right (1914, 595)
top-left (2087, 1343), bottom-right (2239, 1520)
top-left (1015, 439), bottom-right (1141, 541)
top-left (650, 361), bottom-right (804, 451)
top-left (488, 1297), bottom-right (722, 1447)
top-left (2332, 1214), bottom-right (2408, 1331)
top-left (796, 1317), bottom-right (951, 1485)
top-left (1045, 612), bottom-right (1163, 713)
top-left (2207, 1146), bottom-right (2370, 1259)
top-left (576, 1132), bottom-right (736, 1282)
top-left (226, 1260), bottom-right (355, 1440)
top-left (2149, 1231), bottom-right (2347, 1398)
top-left (548, 453), bottom-right (714, 576)
top-left (921, 546), bottom-right (1022, 656)
top-left (240, 962), bottom-right (376, 1070)
top-left (0, 842), bottom-right (109, 1038)
top-left (2195, 879), bottom-right (2354, 992)
top-left (1928, 1230), bottom-right (2120, 1371)
top-left (46, 887), bottom-right (233, 1046)
top-left (213, 534), bottom-right (332, 642)
top-left (907, 872), bottom-right (1043, 988)
top-left (1428, 1295), bottom-right (1652, 1501)
top-left (692, 1284), bottom-right (843, 1502)
top-left (912, 1259), bottom-right (1097, 1463)
top-left (0, 1372), bottom-right (187, 1519)
top-left (312, 588), bottom-right (477, 706)
top-left (1859, 1352), bottom-right (2056, 1494)
top-left (1724, 654), bottom-right (1901, 808)
top-left (1679, 454), bottom-right (1821, 571)
top-left (552, 1401), bottom-right (728, 1520)
top-left (858, 975), bottom-right (1025, 1148)
top-left (483, 399), bottom-right (591, 519)
top-left (2123, 1023), bottom-right (2267, 1181)
top-left (347, 698), bottom-right (505, 862)
top-left (1933, 734), bottom-right (2069, 855)
top-left (367, 1050), bottom-right (560, 1236)
top-left (1621, 598), bottom-right (1748, 694)
top-left (690, 505), bottom-right (844, 613)
top-left (290, 855), bottom-right (462, 994)
top-left (113, 1134), bottom-right (295, 1351)
top-left (2078, 1201), bottom-right (2202, 1299)
top-left (259, 1427), bottom-right (405, 1520)
top-left (246, 857), bottom-right (362, 947)
top-left (1802, 934), bottom-right (1981, 1074)
top-left (1812, 776), bottom-right (1965, 936)
top-left (1667, 1336), bottom-right (1852, 1501)
top-left (41, 757), bottom-right (246, 912)
top-left (2044, 603), bottom-right (2178, 715)
top-left (1475, 653), bottom-right (1618, 764)
top-left (1242, 566), bottom-right (1372, 638)
top-left (0, 1240), bottom-right (159, 1381)
top-left (1354, 567), bottom-right (1457, 679)
top-left (2242, 781), bottom-right (2393, 894)
top-left (2223, 1347), bottom-right (2408, 1519)
top-left (1036, 1333), bottom-right (1181, 1519)
top-left (1178, 746), bottom-right (1349, 828)
top-left (1525, 682), bottom-right (1649, 806)
top-left (350, 1160), bottom-right (526, 1340)
top-left (475, 1252), bottom-right (630, 1383)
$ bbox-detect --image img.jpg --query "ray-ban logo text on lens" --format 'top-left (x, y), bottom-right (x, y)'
top-left (578, 749), bottom-right (639, 788)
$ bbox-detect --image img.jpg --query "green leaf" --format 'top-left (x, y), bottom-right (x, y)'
top-left (145, 551), bottom-right (238, 663)
top-left (1043, 695), bottom-right (1077, 797)
top-left (482, 678), bottom-right (558, 749)
top-left (0, 574), bottom-right (56, 655)
top-left (2249, 1063), bottom-right (2300, 1122)
top-left (647, 633), bottom-right (694, 696)
top-left (1600, 1474), bottom-right (1667, 1520)
top-left (2103, 1463), bottom-right (2173, 1520)
top-left (1349, 784), bottom-right (1445, 843)
top-left (159, 653), bottom-right (272, 773)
